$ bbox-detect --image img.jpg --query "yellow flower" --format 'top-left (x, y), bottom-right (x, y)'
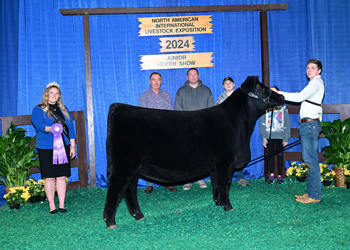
top-left (286, 168), bottom-right (293, 176)
top-left (21, 192), bottom-right (30, 200)
top-left (3, 193), bottom-right (8, 199)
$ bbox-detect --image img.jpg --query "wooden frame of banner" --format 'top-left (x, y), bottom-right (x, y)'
top-left (60, 4), bottom-right (289, 187)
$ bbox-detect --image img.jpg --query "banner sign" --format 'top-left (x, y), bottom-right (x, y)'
top-left (159, 37), bottom-right (195, 53)
top-left (140, 53), bottom-right (213, 70)
top-left (138, 15), bottom-right (213, 36)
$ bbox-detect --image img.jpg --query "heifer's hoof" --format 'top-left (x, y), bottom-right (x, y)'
top-left (107, 225), bottom-right (118, 229)
top-left (222, 205), bottom-right (234, 211)
top-left (106, 221), bottom-right (117, 228)
top-left (132, 213), bottom-right (145, 220)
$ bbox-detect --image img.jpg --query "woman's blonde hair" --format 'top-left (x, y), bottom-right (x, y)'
top-left (40, 82), bottom-right (70, 120)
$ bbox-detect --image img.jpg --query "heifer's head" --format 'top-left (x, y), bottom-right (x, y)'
top-left (240, 76), bottom-right (284, 110)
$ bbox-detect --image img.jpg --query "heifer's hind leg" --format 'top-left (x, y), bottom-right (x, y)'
top-left (103, 183), bottom-right (124, 229)
top-left (103, 165), bottom-right (138, 228)
top-left (210, 172), bottom-right (219, 205)
top-left (124, 174), bottom-right (145, 220)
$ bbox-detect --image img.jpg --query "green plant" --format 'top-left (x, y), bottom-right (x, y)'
top-left (26, 178), bottom-right (45, 197)
top-left (319, 163), bottom-right (336, 181)
top-left (286, 162), bottom-right (309, 178)
top-left (3, 186), bottom-right (31, 205)
top-left (321, 118), bottom-right (350, 168)
top-left (344, 165), bottom-right (350, 183)
top-left (0, 122), bottom-right (40, 187)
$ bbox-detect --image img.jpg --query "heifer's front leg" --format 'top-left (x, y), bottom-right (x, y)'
top-left (214, 174), bottom-right (233, 211)
top-left (103, 184), bottom-right (123, 229)
top-left (218, 183), bottom-right (233, 211)
top-left (124, 174), bottom-right (145, 221)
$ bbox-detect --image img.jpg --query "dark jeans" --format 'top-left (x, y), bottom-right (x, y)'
top-left (236, 170), bottom-right (245, 180)
top-left (299, 120), bottom-right (322, 200)
top-left (267, 139), bottom-right (284, 175)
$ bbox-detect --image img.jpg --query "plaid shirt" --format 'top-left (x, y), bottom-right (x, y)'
top-left (139, 88), bottom-right (173, 110)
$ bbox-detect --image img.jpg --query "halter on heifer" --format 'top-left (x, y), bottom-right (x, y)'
top-left (239, 86), bottom-right (272, 105)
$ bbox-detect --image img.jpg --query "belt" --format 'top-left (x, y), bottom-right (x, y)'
top-left (300, 118), bottom-right (319, 123)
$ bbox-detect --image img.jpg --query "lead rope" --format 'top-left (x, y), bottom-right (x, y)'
top-left (247, 139), bottom-right (301, 167)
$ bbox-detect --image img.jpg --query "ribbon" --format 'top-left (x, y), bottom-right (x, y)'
top-left (51, 123), bottom-right (69, 165)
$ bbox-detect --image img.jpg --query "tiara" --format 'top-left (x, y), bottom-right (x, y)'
top-left (46, 81), bottom-right (60, 89)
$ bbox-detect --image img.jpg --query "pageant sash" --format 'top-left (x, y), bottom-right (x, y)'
top-left (52, 123), bottom-right (69, 165)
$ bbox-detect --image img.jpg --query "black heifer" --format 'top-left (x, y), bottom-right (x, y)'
top-left (104, 76), bottom-right (284, 228)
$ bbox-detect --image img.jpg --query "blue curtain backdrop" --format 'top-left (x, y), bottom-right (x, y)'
top-left (1, 0), bottom-right (349, 205)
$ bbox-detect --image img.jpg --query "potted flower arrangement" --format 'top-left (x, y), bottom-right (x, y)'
top-left (0, 122), bottom-right (40, 189)
top-left (26, 178), bottom-right (46, 203)
top-left (286, 162), bottom-right (309, 182)
top-left (319, 163), bottom-right (335, 186)
top-left (343, 165), bottom-right (350, 189)
top-left (321, 118), bottom-right (350, 188)
top-left (3, 186), bottom-right (31, 209)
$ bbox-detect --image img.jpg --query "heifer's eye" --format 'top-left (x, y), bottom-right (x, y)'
top-left (256, 85), bottom-right (263, 92)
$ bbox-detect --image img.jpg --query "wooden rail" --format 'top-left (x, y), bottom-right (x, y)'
top-left (265, 104), bottom-right (350, 178)
top-left (1, 111), bottom-right (89, 190)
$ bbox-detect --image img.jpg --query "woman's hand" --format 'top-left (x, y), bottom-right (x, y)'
top-left (45, 126), bottom-right (52, 133)
top-left (70, 139), bottom-right (76, 159)
top-left (70, 147), bottom-right (76, 159)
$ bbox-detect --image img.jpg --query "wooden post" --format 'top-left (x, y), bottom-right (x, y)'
top-left (260, 10), bottom-right (269, 88)
top-left (83, 15), bottom-right (96, 188)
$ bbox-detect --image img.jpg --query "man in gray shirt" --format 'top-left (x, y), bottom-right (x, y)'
top-left (174, 68), bottom-right (215, 190)
top-left (175, 68), bottom-right (215, 111)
